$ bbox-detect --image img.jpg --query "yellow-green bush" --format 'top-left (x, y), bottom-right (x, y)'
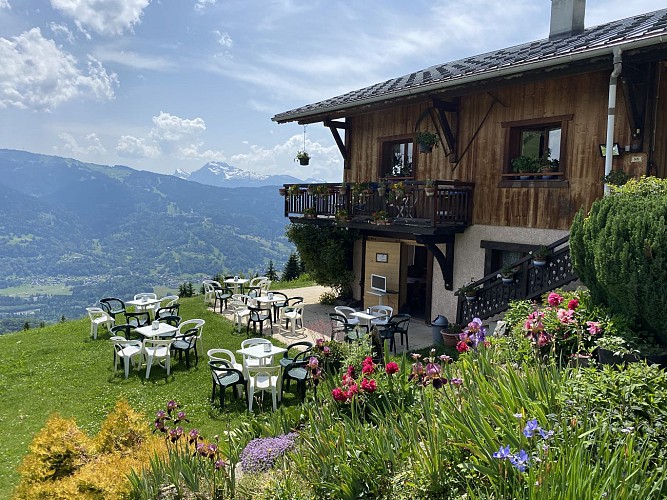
top-left (14, 400), bottom-right (162, 499)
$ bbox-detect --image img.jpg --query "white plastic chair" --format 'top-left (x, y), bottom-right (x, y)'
top-left (369, 305), bottom-right (393, 326)
top-left (142, 338), bottom-right (174, 379)
top-left (229, 300), bottom-right (250, 332)
top-left (177, 319), bottom-right (205, 355)
top-left (247, 363), bottom-right (282, 411)
top-left (202, 280), bottom-right (221, 305)
top-left (334, 306), bottom-right (360, 326)
top-left (134, 292), bottom-right (158, 315)
top-left (280, 305), bottom-right (305, 337)
top-left (111, 336), bottom-right (142, 378)
top-left (158, 295), bottom-right (179, 309)
top-left (86, 307), bottom-right (115, 339)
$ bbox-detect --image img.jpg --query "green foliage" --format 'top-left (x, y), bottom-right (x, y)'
top-left (178, 281), bottom-right (195, 297)
top-left (570, 176), bottom-right (667, 344)
top-left (282, 252), bottom-right (301, 281)
top-left (601, 169), bottom-right (631, 185)
top-left (265, 260), bottom-right (279, 281)
top-left (318, 290), bottom-right (337, 304)
top-left (286, 223), bottom-right (359, 295)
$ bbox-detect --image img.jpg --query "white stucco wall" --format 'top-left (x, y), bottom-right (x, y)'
top-left (431, 225), bottom-right (569, 323)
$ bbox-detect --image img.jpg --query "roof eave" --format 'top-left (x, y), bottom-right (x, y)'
top-left (272, 34), bottom-right (667, 124)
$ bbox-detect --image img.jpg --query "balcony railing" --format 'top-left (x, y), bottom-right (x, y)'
top-left (281, 180), bottom-right (474, 229)
top-left (455, 235), bottom-right (577, 325)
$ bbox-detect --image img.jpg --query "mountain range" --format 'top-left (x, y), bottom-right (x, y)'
top-left (0, 149), bottom-right (311, 325)
top-left (174, 161), bottom-right (322, 188)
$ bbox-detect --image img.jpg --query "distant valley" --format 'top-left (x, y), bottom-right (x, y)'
top-left (0, 149), bottom-right (311, 330)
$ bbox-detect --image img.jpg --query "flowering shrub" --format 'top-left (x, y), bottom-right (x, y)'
top-left (492, 415), bottom-right (555, 473)
top-left (240, 433), bottom-right (298, 473)
top-left (330, 356), bottom-right (401, 408)
top-left (505, 289), bottom-right (616, 361)
top-left (311, 337), bottom-right (345, 371)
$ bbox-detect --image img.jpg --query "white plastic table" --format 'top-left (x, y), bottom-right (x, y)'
top-left (224, 278), bottom-right (249, 295)
top-left (135, 323), bottom-right (178, 339)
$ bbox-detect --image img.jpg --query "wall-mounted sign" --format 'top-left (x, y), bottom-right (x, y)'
top-left (376, 253), bottom-right (388, 263)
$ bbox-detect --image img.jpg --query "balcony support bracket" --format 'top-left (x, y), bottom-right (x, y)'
top-left (324, 119), bottom-right (348, 160)
top-left (417, 234), bottom-right (454, 290)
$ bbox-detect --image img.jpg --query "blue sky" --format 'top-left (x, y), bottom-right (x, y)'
top-left (0, 0), bottom-right (664, 181)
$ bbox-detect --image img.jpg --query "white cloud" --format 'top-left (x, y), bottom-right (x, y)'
top-left (0, 28), bottom-right (117, 111)
top-left (0, 0), bottom-right (10, 9)
top-left (229, 134), bottom-right (342, 181)
top-left (50, 0), bottom-right (150, 36)
top-left (116, 135), bottom-right (160, 158)
top-left (194, 0), bottom-right (216, 11)
top-left (94, 46), bottom-right (174, 70)
top-left (214, 30), bottom-right (232, 48)
top-left (151, 111), bottom-right (206, 141)
top-left (59, 132), bottom-right (107, 155)
top-left (48, 22), bottom-right (76, 44)
top-left (177, 142), bottom-right (224, 161)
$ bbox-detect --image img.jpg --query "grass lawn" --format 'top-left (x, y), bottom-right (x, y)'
top-left (0, 293), bottom-right (307, 497)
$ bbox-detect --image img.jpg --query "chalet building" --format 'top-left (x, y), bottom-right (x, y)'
top-left (273, 1), bottom-right (667, 326)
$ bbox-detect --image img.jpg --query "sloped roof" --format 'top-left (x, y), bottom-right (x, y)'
top-left (273, 8), bottom-right (667, 123)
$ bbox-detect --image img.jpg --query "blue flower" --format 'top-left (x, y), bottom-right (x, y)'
top-left (539, 428), bottom-right (554, 440)
top-left (523, 418), bottom-right (540, 438)
top-left (509, 449), bottom-right (530, 472)
top-left (493, 444), bottom-right (512, 459)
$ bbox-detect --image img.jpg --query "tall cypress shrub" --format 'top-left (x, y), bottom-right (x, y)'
top-left (570, 177), bottom-right (667, 344)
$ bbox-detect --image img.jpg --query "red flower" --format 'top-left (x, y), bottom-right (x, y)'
top-left (547, 292), bottom-right (563, 307)
top-left (332, 387), bottom-right (347, 402)
top-left (456, 340), bottom-right (470, 353)
top-left (568, 299), bottom-right (579, 310)
top-left (385, 362), bottom-right (400, 375)
top-left (362, 362), bottom-right (375, 375)
top-left (361, 378), bottom-right (377, 392)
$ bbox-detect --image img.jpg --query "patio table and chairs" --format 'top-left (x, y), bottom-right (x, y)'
top-left (127, 293), bottom-right (161, 316)
top-left (225, 276), bottom-right (249, 295)
top-left (135, 321), bottom-right (179, 340)
top-left (236, 339), bottom-right (287, 411)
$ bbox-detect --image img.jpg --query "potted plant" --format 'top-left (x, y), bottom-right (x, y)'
top-left (498, 264), bottom-right (515, 284)
top-left (287, 184), bottom-right (301, 196)
top-left (511, 155), bottom-right (541, 179)
top-left (376, 179), bottom-right (387, 196)
top-left (338, 181), bottom-right (348, 195)
top-left (458, 280), bottom-right (480, 302)
top-left (308, 184), bottom-right (328, 196)
top-left (303, 207), bottom-right (317, 219)
top-left (601, 169), bottom-right (631, 186)
top-left (441, 323), bottom-right (463, 347)
top-left (335, 208), bottom-right (349, 222)
top-left (351, 181), bottom-right (369, 198)
top-left (278, 186), bottom-right (286, 196)
top-left (424, 178), bottom-right (435, 197)
top-left (532, 245), bottom-right (550, 266)
top-left (372, 210), bottom-right (389, 225)
top-left (295, 150), bottom-right (310, 166)
top-left (390, 181), bottom-right (406, 201)
top-left (416, 131), bottom-right (439, 153)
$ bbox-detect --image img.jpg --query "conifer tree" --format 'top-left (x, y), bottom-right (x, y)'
top-left (282, 252), bottom-right (301, 281)
top-left (266, 260), bottom-right (279, 281)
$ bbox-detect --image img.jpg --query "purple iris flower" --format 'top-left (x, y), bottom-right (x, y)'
top-left (493, 444), bottom-right (512, 459)
top-left (509, 449), bottom-right (530, 472)
top-left (539, 428), bottom-right (554, 440)
top-left (523, 418), bottom-right (540, 438)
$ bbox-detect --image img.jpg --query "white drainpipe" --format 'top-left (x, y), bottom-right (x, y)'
top-left (604, 47), bottom-right (622, 196)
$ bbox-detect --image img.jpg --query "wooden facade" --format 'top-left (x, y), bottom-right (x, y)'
top-left (344, 69), bottom-right (649, 231)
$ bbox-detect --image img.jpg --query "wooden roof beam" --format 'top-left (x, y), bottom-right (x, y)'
top-left (324, 119), bottom-right (348, 159)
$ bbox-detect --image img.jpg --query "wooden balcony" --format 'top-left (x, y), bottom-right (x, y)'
top-left (281, 180), bottom-right (474, 235)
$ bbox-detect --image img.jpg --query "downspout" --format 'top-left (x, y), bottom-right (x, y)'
top-left (604, 47), bottom-right (623, 196)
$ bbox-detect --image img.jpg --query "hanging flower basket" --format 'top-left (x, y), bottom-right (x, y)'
top-left (278, 187), bottom-right (286, 196)
top-left (299, 157), bottom-right (309, 166)
top-left (295, 150), bottom-right (310, 166)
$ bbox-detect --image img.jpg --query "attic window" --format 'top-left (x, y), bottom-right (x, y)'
top-left (500, 114), bottom-right (572, 186)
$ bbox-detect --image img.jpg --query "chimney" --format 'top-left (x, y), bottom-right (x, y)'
top-left (549, 0), bottom-right (586, 40)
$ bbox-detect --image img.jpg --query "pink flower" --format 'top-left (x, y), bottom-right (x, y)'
top-left (557, 308), bottom-right (575, 324)
top-left (425, 362), bottom-right (441, 377)
top-left (346, 365), bottom-right (355, 377)
top-left (456, 341), bottom-right (470, 353)
top-left (586, 321), bottom-right (602, 336)
top-left (548, 292), bottom-right (563, 307)
top-left (315, 338), bottom-right (324, 347)
top-left (361, 378), bottom-right (377, 392)
top-left (307, 357), bottom-right (319, 370)
top-left (385, 362), bottom-right (400, 375)
top-left (568, 299), bottom-right (579, 310)
top-left (537, 332), bottom-right (551, 347)
top-left (166, 400), bottom-right (178, 411)
top-left (322, 346), bottom-right (331, 356)
top-left (332, 387), bottom-right (346, 402)
top-left (348, 384), bottom-right (359, 396)
top-left (362, 363), bottom-right (375, 375)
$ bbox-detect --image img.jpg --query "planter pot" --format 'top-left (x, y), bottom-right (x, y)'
top-left (597, 347), bottom-right (637, 366)
top-left (465, 293), bottom-right (476, 302)
top-left (441, 330), bottom-right (460, 347)
top-left (375, 220), bottom-right (391, 225)
top-left (304, 213), bottom-right (316, 219)
top-left (299, 157), bottom-right (309, 166)
top-left (278, 188), bottom-right (286, 196)
top-left (541, 170), bottom-right (556, 180)
top-left (338, 187), bottom-right (346, 195)
top-left (640, 352), bottom-right (667, 367)
top-left (418, 143), bottom-right (433, 153)
top-left (501, 276), bottom-right (514, 284)
top-left (377, 187), bottom-right (386, 196)
top-left (568, 354), bottom-right (592, 368)
top-left (519, 175), bottom-right (532, 180)
top-left (424, 187), bottom-right (435, 197)
top-left (533, 258), bottom-right (547, 267)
